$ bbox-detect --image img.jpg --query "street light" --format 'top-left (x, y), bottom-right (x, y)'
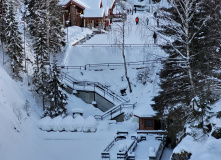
top-left (66, 20), bottom-right (70, 43)
top-left (21, 21), bottom-right (26, 72)
top-left (80, 14), bottom-right (84, 32)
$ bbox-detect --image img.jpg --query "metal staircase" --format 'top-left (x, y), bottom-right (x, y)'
top-left (61, 72), bottom-right (136, 120)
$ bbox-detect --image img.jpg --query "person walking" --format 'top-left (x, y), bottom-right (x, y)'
top-left (135, 17), bottom-right (139, 25)
top-left (146, 17), bottom-right (149, 25)
top-left (157, 19), bottom-right (159, 27)
top-left (153, 32), bottom-right (157, 44)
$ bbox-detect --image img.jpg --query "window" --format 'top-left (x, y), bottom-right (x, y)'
top-left (145, 119), bottom-right (153, 127)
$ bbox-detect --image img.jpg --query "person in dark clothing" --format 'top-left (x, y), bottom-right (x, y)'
top-left (153, 32), bottom-right (157, 44)
top-left (135, 17), bottom-right (139, 25)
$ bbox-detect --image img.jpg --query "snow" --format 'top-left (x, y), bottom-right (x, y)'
top-left (70, 115), bottom-right (85, 132)
top-left (46, 116), bottom-right (63, 131)
top-left (84, 8), bottom-right (104, 18)
top-left (38, 116), bottom-right (52, 130)
top-left (83, 116), bottom-right (97, 132)
top-left (58, 116), bottom-right (74, 131)
top-left (0, 0), bottom-right (220, 159)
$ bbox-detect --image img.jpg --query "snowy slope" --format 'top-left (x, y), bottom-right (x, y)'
top-left (0, 1), bottom-right (220, 159)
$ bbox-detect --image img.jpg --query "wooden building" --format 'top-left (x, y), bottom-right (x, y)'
top-left (133, 105), bottom-right (165, 130)
top-left (59, 0), bottom-right (116, 29)
top-left (134, 115), bottom-right (164, 130)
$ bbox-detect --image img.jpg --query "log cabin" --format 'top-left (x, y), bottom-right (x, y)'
top-left (59, 0), bottom-right (115, 30)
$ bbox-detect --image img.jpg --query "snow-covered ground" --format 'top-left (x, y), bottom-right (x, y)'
top-left (1, 1), bottom-right (221, 160)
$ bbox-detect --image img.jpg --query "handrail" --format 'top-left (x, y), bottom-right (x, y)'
top-left (59, 60), bottom-right (163, 71)
top-left (61, 72), bottom-right (128, 104)
top-left (77, 43), bottom-right (160, 47)
top-left (95, 102), bottom-right (136, 120)
top-left (103, 139), bottom-right (115, 152)
top-left (61, 72), bottom-right (137, 121)
top-left (59, 65), bottom-right (85, 70)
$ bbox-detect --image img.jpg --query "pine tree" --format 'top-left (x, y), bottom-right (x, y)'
top-left (187, 0), bottom-right (221, 136)
top-left (32, 64), bottom-right (50, 110)
top-left (26, 0), bottom-right (42, 37)
top-left (152, 0), bottom-right (221, 144)
top-left (48, 0), bottom-right (66, 53)
top-left (0, 0), bottom-right (9, 45)
top-left (6, 2), bottom-right (24, 80)
top-left (44, 57), bottom-right (67, 118)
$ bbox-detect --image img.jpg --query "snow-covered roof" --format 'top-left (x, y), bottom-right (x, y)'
top-left (59, 0), bottom-right (88, 8)
top-left (102, 0), bottom-right (115, 9)
top-left (81, 0), bottom-right (102, 9)
top-left (102, 0), bottom-right (115, 15)
top-left (59, 0), bottom-right (102, 9)
top-left (133, 104), bottom-right (156, 118)
top-left (84, 8), bottom-right (104, 18)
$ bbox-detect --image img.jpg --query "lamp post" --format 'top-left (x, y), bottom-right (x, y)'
top-left (80, 14), bottom-right (84, 32)
top-left (21, 21), bottom-right (26, 72)
top-left (66, 20), bottom-right (70, 43)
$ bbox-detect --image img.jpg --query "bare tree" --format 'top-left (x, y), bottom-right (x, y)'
top-left (111, 1), bottom-right (132, 93)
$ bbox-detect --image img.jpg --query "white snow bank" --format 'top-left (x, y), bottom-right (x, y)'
top-left (83, 116), bottom-right (97, 132)
top-left (46, 116), bottom-right (63, 131)
top-left (38, 116), bottom-right (51, 130)
top-left (70, 115), bottom-right (85, 132)
top-left (58, 116), bottom-right (74, 131)
top-left (149, 147), bottom-right (156, 157)
top-left (97, 121), bottom-right (109, 131)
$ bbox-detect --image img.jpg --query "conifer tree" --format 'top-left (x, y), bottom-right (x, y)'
top-left (152, 0), bottom-right (221, 144)
top-left (48, 0), bottom-right (66, 53)
top-left (6, 2), bottom-right (24, 80)
top-left (44, 57), bottom-right (67, 118)
top-left (32, 64), bottom-right (50, 110)
top-left (0, 0), bottom-right (9, 45)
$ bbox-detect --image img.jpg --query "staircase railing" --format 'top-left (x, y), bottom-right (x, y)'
top-left (61, 72), bottom-right (137, 120)
top-left (61, 72), bottom-right (128, 104)
top-left (94, 102), bottom-right (136, 120)
top-left (58, 60), bottom-right (163, 71)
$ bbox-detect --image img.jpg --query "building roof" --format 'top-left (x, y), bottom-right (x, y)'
top-left (59, 0), bottom-right (87, 9)
top-left (81, 0), bottom-right (102, 9)
top-left (59, 0), bottom-right (102, 9)
top-left (59, 0), bottom-right (114, 18)
top-left (84, 8), bottom-right (104, 18)
top-left (102, 0), bottom-right (115, 15)
top-left (133, 104), bottom-right (156, 118)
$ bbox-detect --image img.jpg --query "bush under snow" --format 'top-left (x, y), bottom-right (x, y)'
top-left (83, 116), bottom-right (97, 132)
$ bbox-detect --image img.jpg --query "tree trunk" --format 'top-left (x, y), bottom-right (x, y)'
top-left (185, 0), bottom-right (196, 110)
top-left (122, 14), bottom-right (132, 93)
